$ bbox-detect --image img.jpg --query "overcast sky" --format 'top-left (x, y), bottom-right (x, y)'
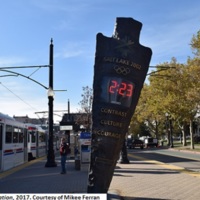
top-left (0, 0), bottom-right (199, 122)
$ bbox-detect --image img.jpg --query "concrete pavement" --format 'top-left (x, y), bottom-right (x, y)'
top-left (0, 149), bottom-right (200, 200)
top-left (109, 150), bottom-right (200, 200)
top-left (0, 154), bottom-right (121, 200)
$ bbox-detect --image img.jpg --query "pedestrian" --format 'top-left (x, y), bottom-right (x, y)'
top-left (59, 137), bottom-right (70, 174)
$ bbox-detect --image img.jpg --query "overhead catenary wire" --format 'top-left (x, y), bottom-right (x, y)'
top-left (0, 82), bottom-right (63, 121)
top-left (0, 81), bottom-right (42, 120)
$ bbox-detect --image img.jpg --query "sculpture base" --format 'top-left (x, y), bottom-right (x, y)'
top-left (45, 161), bottom-right (57, 167)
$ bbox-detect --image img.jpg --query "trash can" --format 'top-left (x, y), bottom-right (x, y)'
top-left (80, 145), bottom-right (91, 163)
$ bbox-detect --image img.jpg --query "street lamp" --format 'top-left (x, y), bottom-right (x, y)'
top-left (47, 87), bottom-right (55, 97)
top-left (0, 39), bottom-right (60, 167)
top-left (45, 39), bottom-right (57, 167)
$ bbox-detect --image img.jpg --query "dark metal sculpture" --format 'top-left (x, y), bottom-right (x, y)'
top-left (87, 17), bottom-right (152, 193)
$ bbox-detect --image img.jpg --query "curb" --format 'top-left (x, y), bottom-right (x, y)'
top-left (108, 190), bottom-right (123, 200)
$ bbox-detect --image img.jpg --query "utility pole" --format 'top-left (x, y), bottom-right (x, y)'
top-left (45, 39), bottom-right (57, 167)
top-left (0, 39), bottom-right (66, 168)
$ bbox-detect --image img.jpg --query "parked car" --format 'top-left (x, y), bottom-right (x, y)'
top-left (194, 135), bottom-right (200, 144)
top-left (144, 138), bottom-right (158, 148)
top-left (128, 139), bottom-right (144, 149)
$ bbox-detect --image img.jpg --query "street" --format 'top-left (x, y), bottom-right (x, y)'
top-left (129, 148), bottom-right (200, 173)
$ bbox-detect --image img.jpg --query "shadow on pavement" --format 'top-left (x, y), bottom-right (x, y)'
top-left (133, 151), bottom-right (200, 165)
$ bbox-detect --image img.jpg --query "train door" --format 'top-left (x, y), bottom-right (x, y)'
top-left (13, 126), bottom-right (24, 167)
top-left (27, 126), bottom-right (37, 160)
top-left (36, 129), bottom-right (39, 158)
top-left (24, 128), bottom-right (28, 162)
top-left (4, 125), bottom-right (14, 170)
top-left (0, 124), bottom-right (3, 171)
top-left (37, 129), bottom-right (46, 157)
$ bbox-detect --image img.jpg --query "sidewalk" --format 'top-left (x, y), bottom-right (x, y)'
top-left (1, 150), bottom-right (200, 199)
top-left (109, 149), bottom-right (200, 200)
top-left (0, 154), bottom-right (121, 200)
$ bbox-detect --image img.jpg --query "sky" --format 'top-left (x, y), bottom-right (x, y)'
top-left (0, 0), bottom-right (200, 123)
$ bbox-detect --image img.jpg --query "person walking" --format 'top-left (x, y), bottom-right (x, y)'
top-left (59, 137), bottom-right (70, 174)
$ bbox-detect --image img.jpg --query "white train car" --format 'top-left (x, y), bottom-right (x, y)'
top-left (0, 113), bottom-right (27, 172)
top-left (0, 112), bottom-right (59, 172)
top-left (25, 124), bottom-right (47, 161)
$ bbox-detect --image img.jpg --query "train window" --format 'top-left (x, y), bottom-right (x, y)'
top-left (6, 125), bottom-right (12, 143)
top-left (39, 132), bottom-right (45, 142)
top-left (31, 131), bottom-right (36, 143)
top-left (19, 128), bottom-right (23, 143)
top-left (13, 127), bottom-right (19, 143)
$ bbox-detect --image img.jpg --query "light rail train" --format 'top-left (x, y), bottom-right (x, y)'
top-left (0, 113), bottom-right (59, 172)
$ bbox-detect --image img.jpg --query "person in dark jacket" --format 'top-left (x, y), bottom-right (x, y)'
top-left (60, 137), bottom-right (70, 174)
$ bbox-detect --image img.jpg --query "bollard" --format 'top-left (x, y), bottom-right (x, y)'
top-left (75, 156), bottom-right (80, 170)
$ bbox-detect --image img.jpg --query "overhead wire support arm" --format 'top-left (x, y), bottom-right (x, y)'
top-left (0, 65), bottom-right (51, 89)
top-left (28, 66), bottom-right (43, 78)
top-left (0, 74), bottom-right (18, 78)
top-left (147, 66), bottom-right (176, 76)
top-left (0, 69), bottom-right (48, 89)
top-left (0, 65), bottom-right (49, 70)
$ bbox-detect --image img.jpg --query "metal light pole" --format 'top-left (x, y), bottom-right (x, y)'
top-left (165, 113), bottom-right (171, 147)
top-left (165, 112), bottom-right (174, 148)
top-left (169, 118), bottom-right (174, 148)
top-left (45, 39), bottom-right (57, 167)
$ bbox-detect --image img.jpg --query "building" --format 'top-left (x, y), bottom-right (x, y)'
top-left (13, 115), bottom-right (47, 125)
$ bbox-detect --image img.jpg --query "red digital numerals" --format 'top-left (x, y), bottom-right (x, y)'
top-left (109, 80), bottom-right (134, 97)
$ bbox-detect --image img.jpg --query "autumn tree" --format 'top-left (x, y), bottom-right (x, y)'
top-left (76, 86), bottom-right (93, 131)
top-left (191, 30), bottom-right (200, 57)
top-left (133, 56), bottom-right (199, 147)
top-left (131, 29), bottom-right (200, 149)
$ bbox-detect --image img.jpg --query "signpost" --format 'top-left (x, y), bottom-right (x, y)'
top-left (87, 17), bottom-right (152, 193)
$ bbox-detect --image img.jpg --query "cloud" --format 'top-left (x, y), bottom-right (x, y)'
top-left (31, 0), bottom-right (92, 14)
top-left (0, 80), bottom-right (72, 123)
top-left (0, 56), bottom-right (27, 66)
top-left (55, 41), bottom-right (89, 59)
top-left (142, 16), bottom-right (199, 65)
top-left (0, 92), bottom-right (48, 118)
top-left (55, 49), bottom-right (84, 59)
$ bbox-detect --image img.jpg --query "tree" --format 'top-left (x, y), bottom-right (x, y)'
top-left (134, 83), bottom-right (163, 139)
top-left (129, 114), bottom-right (150, 138)
top-left (191, 30), bottom-right (200, 57)
top-left (131, 29), bottom-right (200, 149)
top-left (76, 86), bottom-right (93, 131)
top-left (134, 60), bottom-right (179, 140)
top-left (185, 58), bottom-right (200, 149)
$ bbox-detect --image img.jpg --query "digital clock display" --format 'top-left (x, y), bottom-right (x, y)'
top-left (101, 77), bottom-right (135, 107)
